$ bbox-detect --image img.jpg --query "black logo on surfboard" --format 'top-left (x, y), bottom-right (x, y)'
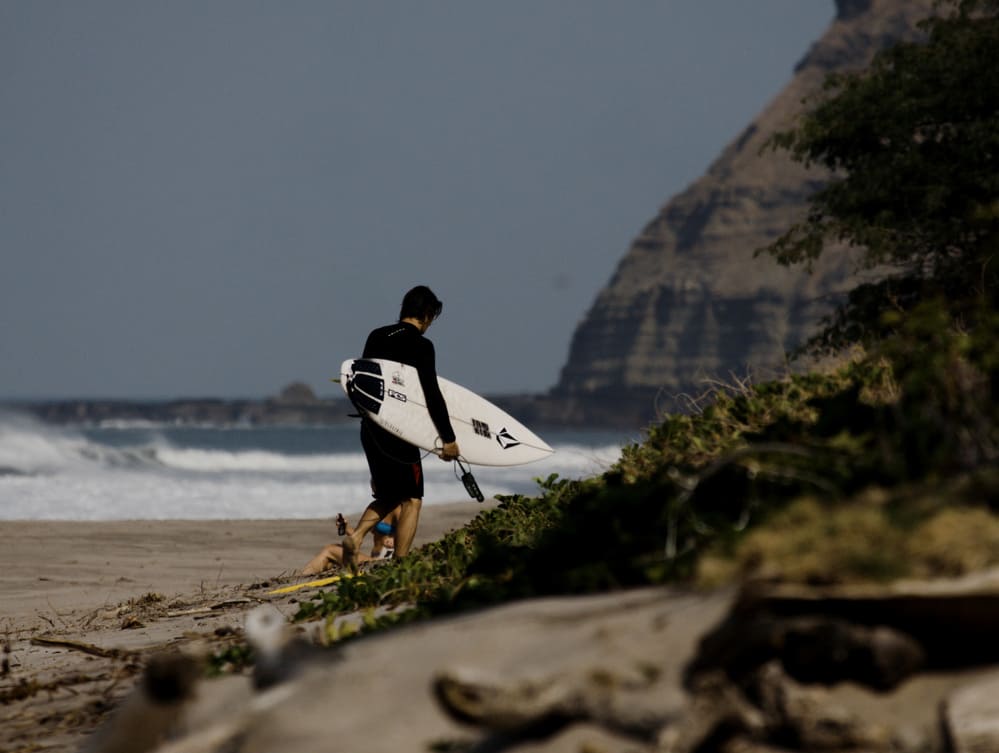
top-left (496, 428), bottom-right (520, 450)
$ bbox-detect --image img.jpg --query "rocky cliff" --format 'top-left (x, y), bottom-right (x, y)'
top-left (552, 0), bottom-right (936, 427)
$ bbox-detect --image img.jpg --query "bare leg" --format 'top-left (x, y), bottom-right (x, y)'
top-left (393, 497), bottom-right (422, 557)
top-left (301, 544), bottom-right (345, 575)
top-left (344, 498), bottom-right (398, 568)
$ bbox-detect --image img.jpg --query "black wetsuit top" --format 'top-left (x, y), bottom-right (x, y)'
top-left (361, 322), bottom-right (456, 463)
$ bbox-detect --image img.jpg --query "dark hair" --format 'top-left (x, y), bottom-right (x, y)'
top-left (399, 285), bottom-right (443, 322)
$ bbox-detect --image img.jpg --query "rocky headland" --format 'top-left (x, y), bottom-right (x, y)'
top-left (549, 0), bottom-right (936, 427)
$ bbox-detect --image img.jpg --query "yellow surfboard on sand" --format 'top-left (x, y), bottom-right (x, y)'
top-left (267, 573), bottom-right (351, 595)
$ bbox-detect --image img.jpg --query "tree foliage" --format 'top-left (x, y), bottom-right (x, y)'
top-left (761, 0), bottom-right (999, 352)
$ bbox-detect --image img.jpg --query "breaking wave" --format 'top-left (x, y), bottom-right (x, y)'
top-left (0, 411), bottom-right (625, 520)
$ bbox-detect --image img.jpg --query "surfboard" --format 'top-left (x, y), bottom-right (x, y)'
top-left (339, 358), bottom-right (554, 467)
top-left (267, 574), bottom-right (344, 595)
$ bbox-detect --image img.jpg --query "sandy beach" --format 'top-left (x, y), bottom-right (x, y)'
top-left (0, 501), bottom-right (492, 633)
top-left (0, 501), bottom-right (502, 751)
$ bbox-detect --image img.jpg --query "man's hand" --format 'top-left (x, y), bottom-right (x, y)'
top-left (439, 441), bottom-right (460, 461)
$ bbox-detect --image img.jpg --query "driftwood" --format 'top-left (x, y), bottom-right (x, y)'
top-left (433, 665), bottom-right (678, 752)
top-left (433, 661), bottom-right (899, 753)
top-left (47, 579), bottom-right (999, 753)
top-left (30, 636), bottom-right (138, 660)
top-left (166, 597), bottom-right (257, 618)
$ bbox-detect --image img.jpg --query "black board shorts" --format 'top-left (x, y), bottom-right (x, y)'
top-left (360, 422), bottom-right (424, 502)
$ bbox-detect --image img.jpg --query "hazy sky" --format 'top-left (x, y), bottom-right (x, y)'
top-left (1, 2), bottom-right (834, 399)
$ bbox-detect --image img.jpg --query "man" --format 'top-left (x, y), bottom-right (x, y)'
top-left (342, 285), bottom-right (460, 567)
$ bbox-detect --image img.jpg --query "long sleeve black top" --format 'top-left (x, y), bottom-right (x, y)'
top-left (362, 322), bottom-right (456, 445)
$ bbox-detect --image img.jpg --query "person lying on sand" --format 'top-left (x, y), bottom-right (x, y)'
top-left (301, 509), bottom-right (399, 575)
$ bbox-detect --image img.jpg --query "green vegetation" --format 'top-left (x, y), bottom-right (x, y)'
top-left (760, 0), bottom-right (999, 353)
top-left (285, 0), bottom-right (999, 643)
top-left (297, 312), bottom-right (999, 632)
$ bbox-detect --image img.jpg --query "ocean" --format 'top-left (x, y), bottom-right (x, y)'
top-left (0, 411), bottom-right (630, 520)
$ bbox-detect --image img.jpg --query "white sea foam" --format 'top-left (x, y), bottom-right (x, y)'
top-left (151, 446), bottom-right (368, 474)
top-left (0, 413), bottom-right (94, 474)
top-left (0, 412), bottom-right (625, 520)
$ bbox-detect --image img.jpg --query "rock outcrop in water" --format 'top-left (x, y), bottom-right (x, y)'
top-left (549, 0), bottom-right (936, 427)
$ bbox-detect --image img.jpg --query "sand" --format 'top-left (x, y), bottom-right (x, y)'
top-left (0, 501), bottom-right (499, 751)
top-left (1, 501), bottom-right (494, 631)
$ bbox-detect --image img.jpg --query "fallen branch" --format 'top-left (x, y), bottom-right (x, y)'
top-left (166, 597), bottom-right (257, 618)
top-left (30, 636), bottom-right (136, 660)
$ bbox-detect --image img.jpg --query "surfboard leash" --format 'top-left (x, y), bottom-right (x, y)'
top-left (455, 458), bottom-right (485, 502)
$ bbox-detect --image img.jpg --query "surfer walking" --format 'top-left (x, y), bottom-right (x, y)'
top-left (342, 286), bottom-right (460, 567)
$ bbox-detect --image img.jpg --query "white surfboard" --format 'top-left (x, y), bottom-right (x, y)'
top-left (339, 358), bottom-right (554, 467)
